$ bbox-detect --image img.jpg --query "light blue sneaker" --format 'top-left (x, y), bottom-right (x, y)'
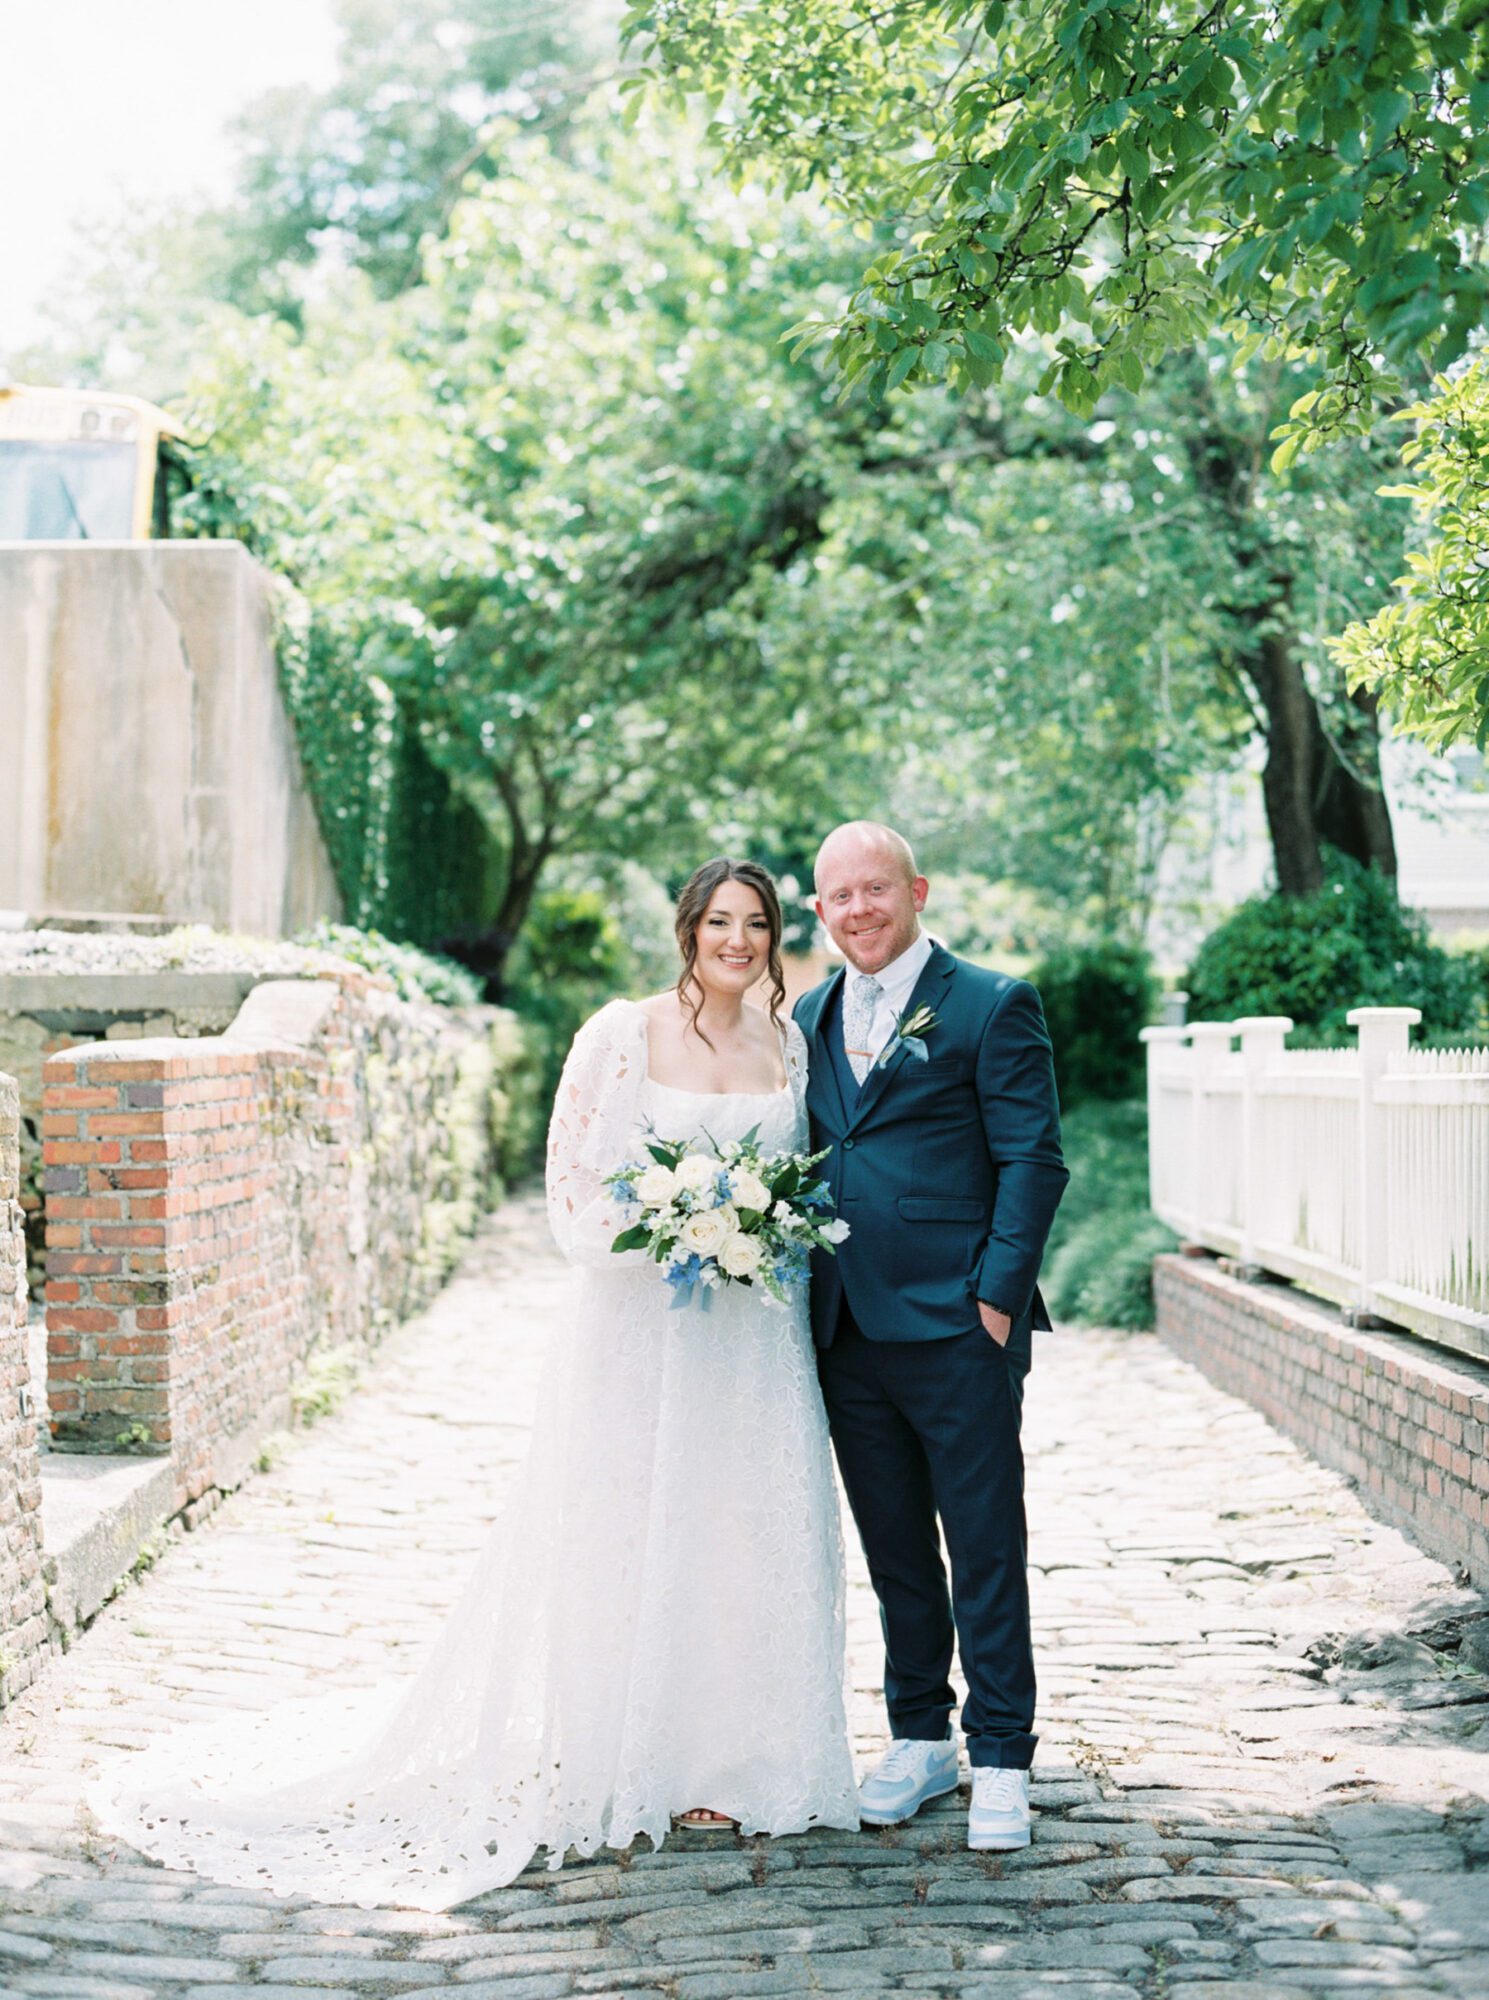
top-left (857, 1732), bottom-right (960, 1826)
top-left (968, 1766), bottom-right (1031, 1850)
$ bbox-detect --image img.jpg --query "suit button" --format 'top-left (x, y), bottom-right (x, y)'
top-left (842, 1138), bottom-right (856, 1150)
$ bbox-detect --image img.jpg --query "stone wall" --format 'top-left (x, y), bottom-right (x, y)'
top-left (0, 1073), bottom-right (47, 1704)
top-left (0, 541), bottom-right (340, 933)
top-left (1155, 1252), bottom-right (1489, 1584)
top-left (42, 975), bottom-right (529, 1515)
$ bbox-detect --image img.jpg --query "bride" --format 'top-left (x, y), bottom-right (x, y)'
top-left (88, 856), bottom-right (858, 1909)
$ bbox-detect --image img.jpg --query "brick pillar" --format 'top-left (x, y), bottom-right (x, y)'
top-left (1, 1071), bottom-right (48, 1706)
top-left (43, 1052), bottom-right (178, 1456)
top-left (42, 1041), bottom-right (289, 1506)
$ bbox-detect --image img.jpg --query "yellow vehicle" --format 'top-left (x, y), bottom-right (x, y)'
top-left (0, 383), bottom-right (184, 540)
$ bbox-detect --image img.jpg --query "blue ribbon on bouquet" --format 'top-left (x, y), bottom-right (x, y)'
top-left (665, 1254), bottom-right (713, 1312)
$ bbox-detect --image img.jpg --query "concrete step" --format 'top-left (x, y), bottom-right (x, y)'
top-left (41, 1452), bottom-right (174, 1631)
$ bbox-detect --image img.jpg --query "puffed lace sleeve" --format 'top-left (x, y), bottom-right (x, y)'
top-left (545, 999), bottom-right (650, 1268)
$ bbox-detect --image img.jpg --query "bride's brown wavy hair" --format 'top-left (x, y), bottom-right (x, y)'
top-left (674, 858), bottom-right (787, 1049)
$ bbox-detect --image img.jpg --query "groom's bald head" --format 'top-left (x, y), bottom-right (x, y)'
top-left (814, 822), bottom-right (927, 975)
top-left (813, 821), bottom-right (918, 892)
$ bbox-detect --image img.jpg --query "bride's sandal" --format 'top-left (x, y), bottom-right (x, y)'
top-left (672, 1807), bottom-right (740, 1832)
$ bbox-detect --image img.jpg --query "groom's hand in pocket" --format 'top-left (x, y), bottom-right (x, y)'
top-left (978, 1301), bottom-right (1013, 1347)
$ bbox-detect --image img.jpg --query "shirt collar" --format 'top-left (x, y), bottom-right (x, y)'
top-left (847, 929), bottom-right (933, 1012)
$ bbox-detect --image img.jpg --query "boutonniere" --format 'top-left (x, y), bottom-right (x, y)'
top-left (878, 1004), bottom-right (939, 1069)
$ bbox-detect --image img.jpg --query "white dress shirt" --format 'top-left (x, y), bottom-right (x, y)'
top-left (843, 929), bottom-right (934, 1070)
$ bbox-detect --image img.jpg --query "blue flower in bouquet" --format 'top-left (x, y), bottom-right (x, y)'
top-left (665, 1250), bottom-right (714, 1312)
top-left (665, 1252), bottom-right (703, 1293)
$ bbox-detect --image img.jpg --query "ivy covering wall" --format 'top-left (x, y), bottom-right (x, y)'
top-left (273, 596), bottom-right (498, 950)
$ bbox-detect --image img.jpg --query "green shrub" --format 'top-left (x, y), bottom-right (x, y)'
top-left (296, 922), bottom-right (483, 1008)
top-left (1032, 942), bottom-right (1157, 1108)
top-left (1045, 1208), bottom-right (1178, 1331)
top-left (1185, 856), bottom-right (1483, 1040)
top-left (504, 888), bottom-right (640, 1157)
top-left (1041, 1097), bottom-right (1175, 1330)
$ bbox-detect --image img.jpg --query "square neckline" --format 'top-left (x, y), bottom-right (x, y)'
top-left (633, 999), bottom-right (795, 1099)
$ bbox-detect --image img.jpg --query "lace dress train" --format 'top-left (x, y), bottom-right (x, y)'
top-left (87, 999), bottom-right (857, 1909)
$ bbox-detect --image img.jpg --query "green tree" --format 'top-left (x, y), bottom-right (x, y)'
top-left (798, 348), bottom-right (1410, 903)
top-left (174, 104), bottom-right (1418, 960)
top-left (627, 0), bottom-right (1489, 443)
top-left (1332, 360), bottom-right (1489, 754)
top-left (220, 0), bottom-right (621, 312)
top-left (172, 111), bottom-right (911, 988)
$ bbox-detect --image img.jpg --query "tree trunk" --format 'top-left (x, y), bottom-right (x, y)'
top-left (1314, 685), bottom-right (1398, 877)
top-left (1241, 630), bottom-right (1398, 895)
top-left (435, 845), bottom-right (551, 1000)
top-left (1177, 363), bottom-right (1398, 897)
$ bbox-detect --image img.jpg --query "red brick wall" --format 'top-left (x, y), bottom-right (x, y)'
top-left (45, 1042), bottom-right (310, 1505)
top-left (1, 1072), bottom-right (47, 1702)
top-left (1155, 1253), bottom-right (1489, 1583)
top-left (40, 975), bottom-right (511, 1515)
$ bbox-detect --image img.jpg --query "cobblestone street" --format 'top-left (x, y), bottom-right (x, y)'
top-left (2, 1197), bottom-right (1486, 2000)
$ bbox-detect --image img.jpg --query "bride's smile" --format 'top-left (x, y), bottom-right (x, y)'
top-left (697, 886), bottom-right (772, 988)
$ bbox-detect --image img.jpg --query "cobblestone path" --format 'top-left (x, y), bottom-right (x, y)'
top-left (2, 1198), bottom-right (1487, 2000)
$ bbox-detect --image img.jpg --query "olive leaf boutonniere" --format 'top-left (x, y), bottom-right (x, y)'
top-left (877, 1004), bottom-right (939, 1069)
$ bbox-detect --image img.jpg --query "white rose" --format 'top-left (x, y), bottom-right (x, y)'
top-left (819, 1216), bottom-right (851, 1244)
top-left (729, 1168), bottom-right (771, 1213)
top-left (719, 1231), bottom-right (764, 1279)
top-left (674, 1153), bottom-right (721, 1194)
top-left (679, 1206), bottom-right (733, 1257)
top-left (635, 1163), bottom-right (679, 1208)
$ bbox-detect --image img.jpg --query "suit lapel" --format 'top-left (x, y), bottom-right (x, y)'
top-left (845, 942), bottom-right (957, 1133)
top-left (802, 966), bottom-right (849, 1131)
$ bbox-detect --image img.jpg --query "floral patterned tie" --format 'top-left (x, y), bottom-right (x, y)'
top-left (842, 974), bottom-right (884, 1085)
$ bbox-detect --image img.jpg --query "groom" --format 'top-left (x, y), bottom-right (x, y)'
top-left (794, 821), bottom-right (1068, 1851)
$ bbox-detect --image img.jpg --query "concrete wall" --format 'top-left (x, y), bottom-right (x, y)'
top-left (0, 541), bottom-right (341, 935)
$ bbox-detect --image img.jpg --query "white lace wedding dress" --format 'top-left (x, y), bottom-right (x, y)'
top-left (87, 997), bottom-right (857, 1910)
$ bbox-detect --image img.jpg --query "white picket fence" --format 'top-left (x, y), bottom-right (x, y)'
top-left (1142, 1008), bottom-right (1489, 1363)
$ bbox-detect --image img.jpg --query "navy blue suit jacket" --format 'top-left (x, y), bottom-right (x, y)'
top-left (794, 943), bottom-right (1069, 1346)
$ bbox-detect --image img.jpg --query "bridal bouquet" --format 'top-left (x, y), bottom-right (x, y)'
top-left (606, 1130), bottom-right (849, 1309)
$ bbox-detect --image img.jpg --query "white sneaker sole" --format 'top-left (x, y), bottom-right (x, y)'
top-left (968, 1823), bottom-right (1031, 1851)
top-left (858, 1771), bottom-right (960, 1827)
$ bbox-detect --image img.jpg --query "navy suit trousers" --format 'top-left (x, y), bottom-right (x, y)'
top-left (817, 1298), bottom-right (1036, 1769)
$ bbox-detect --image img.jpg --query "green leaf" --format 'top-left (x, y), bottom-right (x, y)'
top-left (1270, 431), bottom-right (1302, 474)
top-left (885, 345), bottom-right (919, 391)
